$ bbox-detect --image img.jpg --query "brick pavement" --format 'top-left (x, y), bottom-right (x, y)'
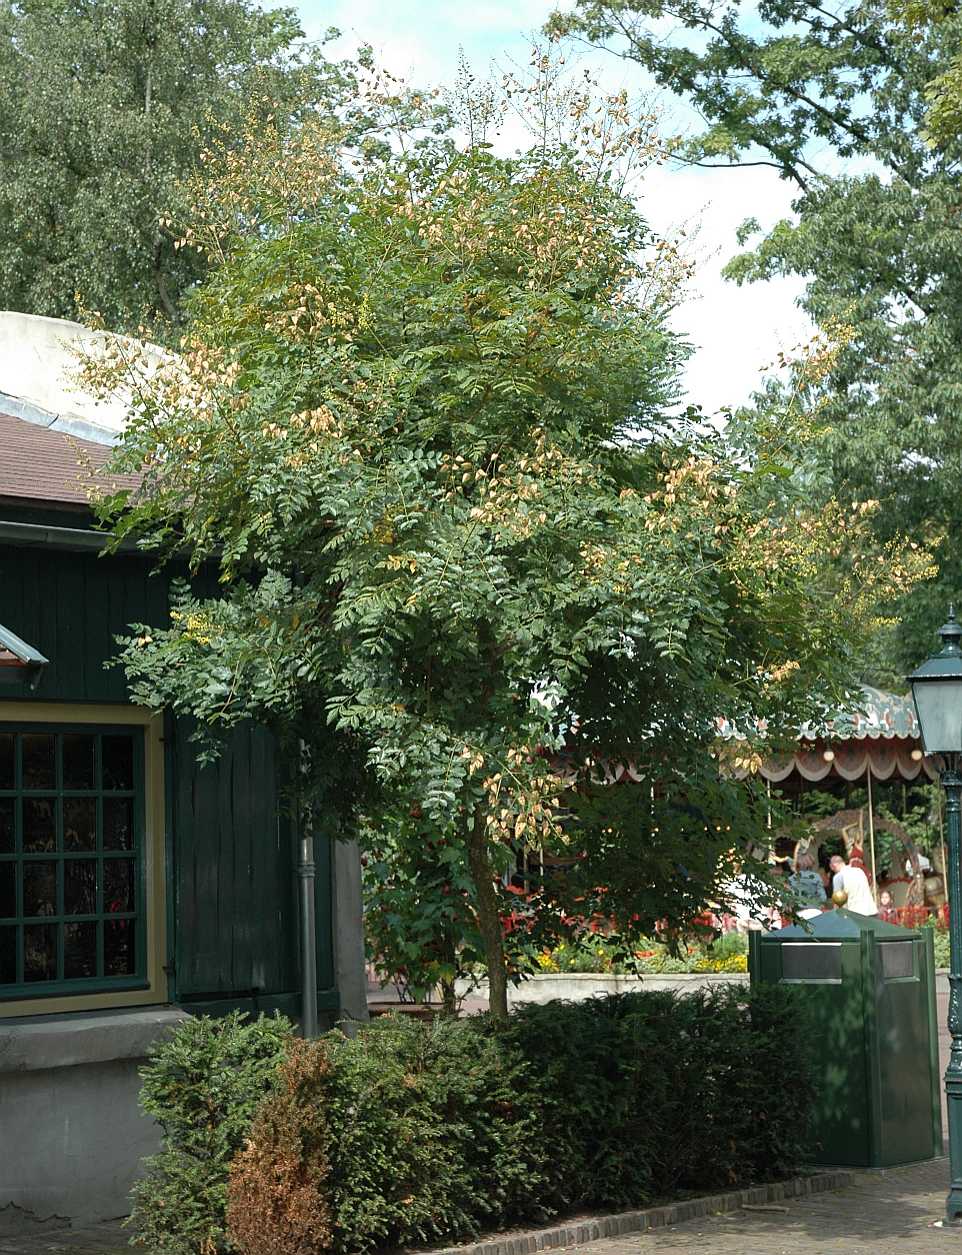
top-left (576, 1158), bottom-right (959, 1255)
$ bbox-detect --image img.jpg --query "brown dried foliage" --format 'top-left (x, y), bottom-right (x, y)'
top-left (226, 1039), bottom-right (334, 1255)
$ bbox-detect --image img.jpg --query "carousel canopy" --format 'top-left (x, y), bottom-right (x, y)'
top-left (718, 686), bottom-right (935, 784)
top-left (818, 685), bottom-right (920, 741)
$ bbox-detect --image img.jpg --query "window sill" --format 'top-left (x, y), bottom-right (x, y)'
top-left (0, 1005), bottom-right (189, 1072)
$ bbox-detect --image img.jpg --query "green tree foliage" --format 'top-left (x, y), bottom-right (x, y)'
top-left (892, 0), bottom-right (962, 145)
top-left (361, 807), bottom-right (485, 1013)
top-left (90, 55), bottom-right (920, 1016)
top-left (0, 0), bottom-right (354, 334)
top-left (552, 0), bottom-right (961, 674)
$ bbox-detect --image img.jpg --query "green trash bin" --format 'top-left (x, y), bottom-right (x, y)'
top-left (749, 909), bottom-right (942, 1167)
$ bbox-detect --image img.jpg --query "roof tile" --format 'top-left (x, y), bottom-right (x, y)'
top-left (0, 410), bottom-right (138, 508)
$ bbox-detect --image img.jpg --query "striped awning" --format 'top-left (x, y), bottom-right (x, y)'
top-left (718, 686), bottom-right (935, 784)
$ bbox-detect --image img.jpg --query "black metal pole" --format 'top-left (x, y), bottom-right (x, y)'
top-left (944, 757), bottom-right (962, 1222)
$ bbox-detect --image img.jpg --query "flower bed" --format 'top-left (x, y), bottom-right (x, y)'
top-left (129, 987), bottom-right (815, 1255)
top-left (533, 931), bottom-right (749, 976)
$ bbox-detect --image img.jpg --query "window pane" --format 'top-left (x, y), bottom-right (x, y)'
top-left (103, 798), bottom-right (133, 851)
top-left (63, 734), bottom-right (96, 790)
top-left (0, 925), bottom-right (15, 982)
top-left (104, 919), bottom-right (134, 976)
top-left (22, 734), bottom-right (54, 789)
top-left (64, 860), bottom-right (97, 916)
top-left (0, 863), bottom-right (14, 918)
top-left (104, 859), bottom-right (133, 913)
top-left (64, 921), bottom-right (96, 979)
top-left (0, 798), bottom-right (13, 854)
top-left (23, 923), bottom-right (56, 981)
top-left (23, 861), bottom-right (56, 917)
top-left (102, 735), bottom-right (134, 790)
top-left (64, 798), bottom-right (96, 852)
top-left (23, 797), bottom-right (56, 852)
top-left (0, 733), bottom-right (13, 789)
top-left (0, 724), bottom-right (144, 991)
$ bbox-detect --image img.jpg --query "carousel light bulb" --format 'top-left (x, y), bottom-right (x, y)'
top-left (911, 748), bottom-right (924, 761)
top-left (823, 749), bottom-right (836, 763)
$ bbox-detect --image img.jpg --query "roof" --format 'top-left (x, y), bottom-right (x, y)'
top-left (0, 409), bottom-right (139, 509)
top-left (717, 685), bottom-right (920, 745)
top-left (0, 310), bottom-right (158, 442)
top-left (824, 685), bottom-right (919, 741)
top-left (716, 684), bottom-right (933, 785)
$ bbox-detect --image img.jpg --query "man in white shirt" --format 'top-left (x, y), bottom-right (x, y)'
top-left (829, 855), bottom-right (878, 916)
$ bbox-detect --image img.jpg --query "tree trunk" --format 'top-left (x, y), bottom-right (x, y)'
top-left (467, 803), bottom-right (509, 1020)
top-left (439, 929), bottom-right (458, 1017)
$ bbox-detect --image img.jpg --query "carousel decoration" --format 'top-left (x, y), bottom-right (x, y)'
top-left (717, 685), bottom-right (945, 913)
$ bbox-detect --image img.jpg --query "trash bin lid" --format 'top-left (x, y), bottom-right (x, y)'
top-left (763, 908), bottom-right (921, 941)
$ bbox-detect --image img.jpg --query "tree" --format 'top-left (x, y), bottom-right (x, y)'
top-left (892, 0), bottom-right (962, 146)
top-left (89, 56), bottom-right (922, 1017)
top-left (551, 1), bottom-right (962, 676)
top-left (0, 0), bottom-right (353, 334)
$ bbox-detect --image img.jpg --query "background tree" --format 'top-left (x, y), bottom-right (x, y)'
top-left (0, 0), bottom-right (355, 335)
top-left (551, 0), bottom-right (962, 676)
top-left (891, 0), bottom-right (962, 146)
top-left (89, 57), bottom-right (923, 1017)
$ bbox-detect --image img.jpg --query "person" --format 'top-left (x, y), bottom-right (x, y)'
top-left (787, 852), bottom-right (827, 912)
top-left (878, 888), bottom-right (899, 924)
top-left (829, 854), bottom-right (878, 916)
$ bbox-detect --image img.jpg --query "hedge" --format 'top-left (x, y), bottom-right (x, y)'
top-left (129, 986), bottom-right (814, 1255)
top-left (129, 1011), bottom-right (294, 1255)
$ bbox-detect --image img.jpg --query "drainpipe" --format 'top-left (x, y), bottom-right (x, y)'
top-left (297, 739), bottom-right (319, 1039)
top-left (298, 821), bottom-right (319, 1039)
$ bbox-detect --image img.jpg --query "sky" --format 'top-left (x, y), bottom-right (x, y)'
top-left (290, 0), bottom-right (814, 416)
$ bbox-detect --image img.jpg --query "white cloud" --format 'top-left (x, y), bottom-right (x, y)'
top-left (639, 162), bottom-right (812, 414)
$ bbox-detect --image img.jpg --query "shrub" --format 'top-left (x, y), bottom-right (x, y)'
top-left (705, 931), bottom-right (748, 960)
top-left (496, 994), bottom-right (654, 1209)
top-left (227, 1039), bottom-right (334, 1255)
top-left (129, 1011), bottom-right (293, 1254)
top-left (141, 990), bottom-right (813, 1254)
top-left (499, 985), bottom-right (813, 1208)
top-left (323, 1014), bottom-right (546, 1252)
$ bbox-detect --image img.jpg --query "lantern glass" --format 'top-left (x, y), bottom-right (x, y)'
top-left (911, 678), bottom-right (962, 755)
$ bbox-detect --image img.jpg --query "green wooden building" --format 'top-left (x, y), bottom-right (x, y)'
top-left (0, 314), bottom-right (366, 1223)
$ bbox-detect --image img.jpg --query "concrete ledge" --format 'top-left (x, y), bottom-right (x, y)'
top-left (421, 1171), bottom-right (852, 1255)
top-left (0, 1006), bottom-right (189, 1071)
top-left (461, 971), bottom-right (748, 1006)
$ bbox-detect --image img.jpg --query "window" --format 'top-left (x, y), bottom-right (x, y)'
top-left (0, 725), bottom-right (146, 999)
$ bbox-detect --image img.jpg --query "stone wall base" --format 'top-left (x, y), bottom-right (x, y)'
top-left (0, 1007), bottom-right (188, 1223)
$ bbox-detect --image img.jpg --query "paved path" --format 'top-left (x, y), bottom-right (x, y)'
top-left (1, 1158), bottom-right (959, 1254)
top-left (0, 1220), bottom-right (127, 1253)
top-left (579, 1158), bottom-right (959, 1255)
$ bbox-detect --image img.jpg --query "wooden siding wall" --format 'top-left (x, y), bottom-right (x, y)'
top-left (0, 541), bottom-right (336, 1014)
top-left (168, 716), bottom-right (335, 1009)
top-left (0, 545), bottom-right (168, 703)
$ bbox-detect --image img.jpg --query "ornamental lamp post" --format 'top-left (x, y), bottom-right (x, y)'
top-left (909, 606), bottom-right (962, 1225)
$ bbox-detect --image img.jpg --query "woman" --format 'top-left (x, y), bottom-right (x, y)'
top-left (787, 851), bottom-right (827, 919)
